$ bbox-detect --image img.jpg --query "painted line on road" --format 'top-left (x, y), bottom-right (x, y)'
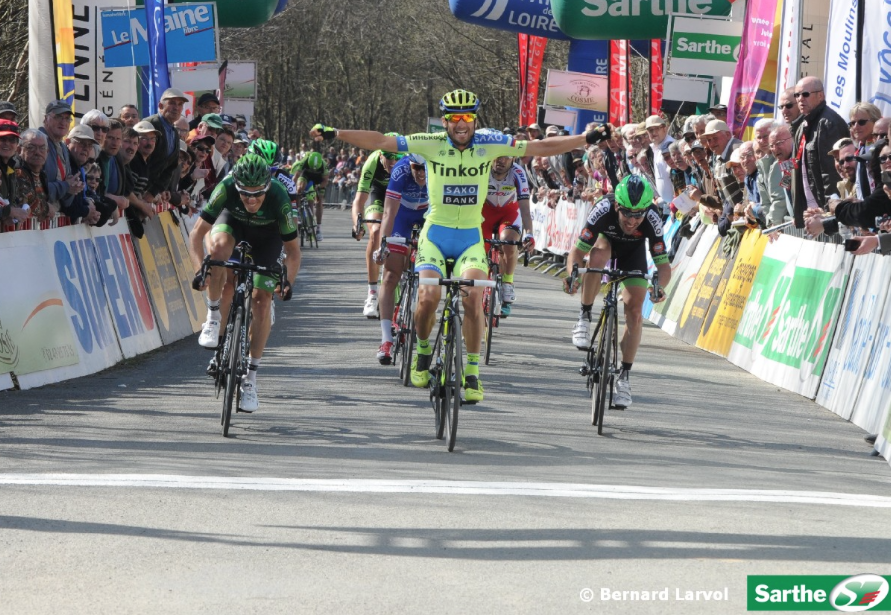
top-left (2, 474), bottom-right (891, 508)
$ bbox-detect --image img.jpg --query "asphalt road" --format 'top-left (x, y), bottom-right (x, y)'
top-left (2, 209), bottom-right (890, 614)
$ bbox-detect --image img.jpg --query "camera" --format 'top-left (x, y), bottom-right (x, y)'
top-left (876, 214), bottom-right (890, 230)
top-left (844, 238), bottom-right (860, 252)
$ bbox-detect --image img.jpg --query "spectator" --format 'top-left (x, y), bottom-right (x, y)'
top-left (874, 117), bottom-right (890, 142)
top-left (231, 133), bottom-right (249, 163)
top-left (81, 109), bottom-right (111, 151)
top-left (188, 93), bottom-right (221, 130)
top-left (117, 104), bottom-right (140, 128)
top-left (174, 117), bottom-right (190, 143)
top-left (39, 100), bottom-right (84, 216)
top-left (97, 119), bottom-right (132, 219)
top-left (119, 126), bottom-right (154, 225)
top-left (545, 125), bottom-right (572, 188)
top-left (709, 103), bottom-right (728, 123)
top-left (219, 114), bottom-right (236, 133)
top-left (768, 124), bottom-right (796, 222)
top-left (595, 123), bottom-right (623, 186)
top-left (790, 76), bottom-right (849, 227)
top-left (700, 119), bottom-right (742, 207)
top-left (699, 194), bottom-right (723, 225)
top-left (681, 117), bottom-right (697, 145)
top-left (828, 138), bottom-right (858, 199)
top-left (585, 145), bottom-right (611, 196)
top-left (65, 124), bottom-right (109, 224)
top-left (669, 141), bottom-right (697, 190)
top-left (0, 119), bottom-right (26, 226)
top-left (691, 115), bottom-right (709, 143)
top-left (184, 134), bottom-right (215, 203)
top-left (753, 119), bottom-right (786, 227)
top-left (0, 101), bottom-right (18, 122)
top-left (145, 88), bottom-right (188, 207)
top-left (736, 142), bottom-right (765, 226)
top-left (248, 127), bottom-right (261, 141)
top-left (645, 115), bottom-right (675, 209)
top-left (128, 120), bottom-right (160, 203)
top-left (847, 102), bottom-right (882, 198)
top-left (234, 114), bottom-right (247, 134)
top-left (527, 123), bottom-right (543, 140)
top-left (213, 128), bottom-right (235, 179)
top-left (12, 129), bottom-right (53, 223)
top-left (777, 88), bottom-right (803, 129)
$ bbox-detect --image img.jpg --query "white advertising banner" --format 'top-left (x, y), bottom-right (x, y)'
top-left (823, 0), bottom-right (860, 118)
top-left (861, 0), bottom-right (891, 116)
top-left (775, 0), bottom-right (801, 114)
top-left (544, 198), bottom-right (588, 255)
top-left (798, 0), bottom-right (829, 81)
top-left (88, 221), bottom-right (163, 358)
top-left (544, 70), bottom-right (609, 113)
top-left (815, 253), bottom-right (890, 424)
top-left (530, 199), bottom-right (551, 253)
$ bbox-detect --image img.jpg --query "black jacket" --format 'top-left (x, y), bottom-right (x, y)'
top-left (792, 101), bottom-right (849, 227)
top-left (145, 114), bottom-right (182, 204)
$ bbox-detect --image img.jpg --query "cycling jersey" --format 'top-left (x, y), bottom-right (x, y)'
top-left (385, 157), bottom-right (429, 212)
top-left (484, 163), bottom-right (530, 209)
top-left (575, 194), bottom-right (668, 266)
top-left (291, 157), bottom-right (328, 185)
top-left (357, 151), bottom-right (392, 193)
top-left (272, 168), bottom-right (298, 201)
top-left (201, 175), bottom-right (298, 241)
top-left (396, 131), bottom-right (527, 229)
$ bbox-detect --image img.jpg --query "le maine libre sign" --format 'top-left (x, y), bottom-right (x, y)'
top-left (100, 2), bottom-right (219, 68)
top-left (667, 15), bottom-right (742, 78)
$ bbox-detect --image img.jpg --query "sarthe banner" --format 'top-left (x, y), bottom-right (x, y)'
top-left (823, 0), bottom-right (860, 117)
top-left (861, 0), bottom-right (891, 115)
top-left (518, 33), bottom-right (548, 127)
top-left (728, 0), bottom-right (778, 137)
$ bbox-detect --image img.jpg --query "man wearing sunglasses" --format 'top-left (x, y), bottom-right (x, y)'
top-left (847, 102), bottom-right (882, 198)
top-left (310, 88), bottom-right (612, 402)
top-left (188, 154), bottom-right (300, 413)
top-left (563, 175), bottom-right (670, 409)
top-left (789, 76), bottom-right (848, 228)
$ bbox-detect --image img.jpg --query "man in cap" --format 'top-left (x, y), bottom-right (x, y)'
top-left (527, 123), bottom-right (543, 140)
top-left (0, 118), bottom-right (27, 225)
top-left (189, 92), bottom-right (221, 130)
top-left (0, 101), bottom-right (19, 122)
top-left (645, 114), bottom-right (674, 208)
top-left (64, 124), bottom-right (109, 224)
top-left (143, 87), bottom-right (188, 208)
top-left (128, 120), bottom-right (161, 203)
top-left (709, 103), bottom-right (728, 123)
top-left (219, 114), bottom-right (236, 131)
top-left (39, 100), bottom-right (86, 216)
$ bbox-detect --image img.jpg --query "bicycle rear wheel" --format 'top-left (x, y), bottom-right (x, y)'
top-left (221, 306), bottom-right (244, 437)
top-left (445, 312), bottom-right (462, 452)
top-left (399, 281), bottom-right (416, 386)
top-left (305, 207), bottom-right (318, 248)
top-left (431, 325), bottom-right (446, 440)
top-left (592, 309), bottom-right (614, 435)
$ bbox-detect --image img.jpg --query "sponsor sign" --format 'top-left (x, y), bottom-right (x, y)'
top-left (861, 0), bottom-right (891, 115)
top-left (747, 574), bottom-right (891, 611)
top-left (158, 212), bottom-right (204, 332)
top-left (663, 76), bottom-right (713, 104)
top-left (544, 198), bottom-right (587, 255)
top-left (544, 69), bottom-right (608, 113)
top-left (222, 61), bottom-right (256, 99)
top-left (676, 233), bottom-right (736, 346)
top-left (609, 39), bottom-right (630, 125)
top-left (823, 0), bottom-right (859, 117)
top-left (667, 16), bottom-right (742, 78)
top-left (448, 0), bottom-right (571, 40)
top-left (551, 0), bottom-right (733, 41)
top-left (100, 2), bottom-right (218, 67)
top-left (0, 230), bottom-right (80, 377)
top-left (727, 0), bottom-right (779, 137)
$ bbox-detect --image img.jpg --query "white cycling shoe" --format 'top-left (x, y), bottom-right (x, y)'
top-left (571, 317), bottom-right (590, 350)
top-left (363, 294), bottom-right (380, 319)
top-left (239, 381), bottom-right (259, 413)
top-left (501, 282), bottom-right (516, 303)
top-left (198, 320), bottom-right (220, 348)
top-left (613, 377), bottom-right (632, 409)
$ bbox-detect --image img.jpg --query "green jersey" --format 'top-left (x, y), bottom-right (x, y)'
top-left (291, 153), bottom-right (328, 183)
top-left (201, 175), bottom-right (298, 238)
top-left (356, 150), bottom-right (392, 193)
top-left (396, 132), bottom-right (527, 229)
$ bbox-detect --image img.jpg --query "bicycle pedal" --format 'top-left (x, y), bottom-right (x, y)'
top-left (236, 407), bottom-right (254, 414)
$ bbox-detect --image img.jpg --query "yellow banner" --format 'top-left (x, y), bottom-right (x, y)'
top-left (158, 213), bottom-right (204, 333)
top-left (53, 0), bottom-right (76, 109)
top-left (697, 230), bottom-right (769, 356)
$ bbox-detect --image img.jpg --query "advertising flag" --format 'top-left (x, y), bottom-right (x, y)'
top-left (862, 0), bottom-right (891, 115)
top-left (146, 0), bottom-right (171, 111)
top-left (728, 0), bottom-right (779, 137)
top-left (609, 40), bottom-right (630, 126)
top-left (823, 0), bottom-right (860, 117)
top-left (650, 40), bottom-right (664, 116)
top-left (518, 33), bottom-right (548, 127)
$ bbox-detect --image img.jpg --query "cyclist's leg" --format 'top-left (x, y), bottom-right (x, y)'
top-left (411, 225), bottom-right (446, 386)
top-left (381, 207), bottom-right (423, 347)
top-left (362, 186), bottom-right (386, 317)
top-left (198, 215), bottom-right (237, 347)
top-left (616, 245), bottom-right (649, 366)
top-left (498, 205), bottom-right (521, 305)
top-left (455, 230), bottom-right (489, 401)
top-left (315, 179), bottom-right (327, 228)
top-left (570, 236), bottom-right (611, 349)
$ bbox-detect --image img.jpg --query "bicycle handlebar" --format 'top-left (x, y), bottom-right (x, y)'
top-left (485, 238), bottom-right (530, 267)
top-left (574, 266), bottom-right (652, 280)
top-left (419, 278), bottom-right (496, 288)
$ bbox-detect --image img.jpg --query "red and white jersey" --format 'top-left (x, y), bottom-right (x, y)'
top-left (484, 163), bottom-right (530, 209)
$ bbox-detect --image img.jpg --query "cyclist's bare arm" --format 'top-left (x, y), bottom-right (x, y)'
top-left (351, 189), bottom-right (370, 238)
top-left (189, 218), bottom-right (213, 272)
top-left (518, 197), bottom-right (533, 239)
top-left (380, 196), bottom-right (400, 240)
top-left (310, 127), bottom-right (399, 154)
top-left (283, 237), bottom-right (301, 284)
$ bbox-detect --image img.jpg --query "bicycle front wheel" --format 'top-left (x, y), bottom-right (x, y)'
top-left (399, 283), bottom-right (416, 386)
top-left (592, 310), bottom-right (614, 435)
top-left (305, 207), bottom-right (318, 248)
top-left (445, 312), bottom-right (462, 452)
top-left (222, 306), bottom-right (244, 437)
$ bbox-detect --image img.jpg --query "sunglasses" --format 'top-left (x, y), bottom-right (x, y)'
top-left (235, 183), bottom-right (270, 197)
top-left (444, 113), bottom-right (477, 123)
top-left (779, 102), bottom-right (795, 110)
top-left (875, 133), bottom-right (888, 140)
top-left (89, 124), bottom-right (110, 133)
top-left (848, 119), bottom-right (870, 128)
top-left (793, 90), bottom-right (822, 98)
top-left (410, 163), bottom-right (426, 170)
top-left (839, 155), bottom-right (858, 164)
top-left (193, 145), bottom-right (210, 153)
top-left (617, 207), bottom-right (646, 219)
top-left (86, 175), bottom-right (101, 182)
top-left (879, 154), bottom-right (891, 164)
top-left (382, 152), bottom-right (403, 161)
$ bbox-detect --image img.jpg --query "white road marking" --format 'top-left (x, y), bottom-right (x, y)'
top-left (2, 474), bottom-right (891, 508)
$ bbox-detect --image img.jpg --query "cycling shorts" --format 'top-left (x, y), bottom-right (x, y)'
top-left (211, 210), bottom-right (283, 292)
top-left (416, 224), bottom-right (487, 278)
top-left (481, 202), bottom-right (521, 239)
top-left (363, 183), bottom-right (386, 218)
top-left (597, 236), bottom-right (649, 289)
top-left (389, 206), bottom-right (426, 256)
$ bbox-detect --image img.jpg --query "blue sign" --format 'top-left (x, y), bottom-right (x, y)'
top-left (449, 0), bottom-right (570, 40)
top-left (101, 3), bottom-right (218, 68)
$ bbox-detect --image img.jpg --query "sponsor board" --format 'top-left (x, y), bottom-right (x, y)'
top-left (544, 69), bottom-right (608, 113)
top-left (676, 234), bottom-right (735, 345)
top-left (158, 212), bottom-right (204, 333)
top-left (667, 16), bottom-right (742, 78)
top-left (747, 574), bottom-right (891, 611)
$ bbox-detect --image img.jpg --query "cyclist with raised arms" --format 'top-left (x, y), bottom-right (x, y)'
top-left (189, 154), bottom-right (301, 412)
top-left (563, 175), bottom-right (671, 409)
top-left (481, 152), bottom-right (534, 315)
top-left (373, 153), bottom-right (429, 364)
top-left (351, 136), bottom-right (403, 319)
top-left (291, 150), bottom-right (329, 240)
top-left (311, 88), bottom-right (611, 402)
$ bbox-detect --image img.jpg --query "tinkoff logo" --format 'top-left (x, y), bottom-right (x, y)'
top-left (748, 575), bottom-right (891, 611)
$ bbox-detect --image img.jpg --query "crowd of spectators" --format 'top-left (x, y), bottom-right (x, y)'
top-left (0, 91), bottom-right (255, 234)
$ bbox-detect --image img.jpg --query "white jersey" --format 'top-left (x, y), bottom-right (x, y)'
top-left (485, 163), bottom-right (530, 209)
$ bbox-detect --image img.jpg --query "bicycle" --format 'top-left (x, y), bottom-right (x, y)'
top-left (294, 192), bottom-right (318, 248)
top-left (420, 268), bottom-right (495, 452)
top-left (569, 264), bottom-right (658, 435)
top-left (482, 238), bottom-right (528, 366)
top-left (381, 226), bottom-right (422, 386)
top-left (194, 241), bottom-right (285, 437)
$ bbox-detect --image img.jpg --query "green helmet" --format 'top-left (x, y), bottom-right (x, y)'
top-left (233, 154), bottom-right (270, 188)
top-left (439, 89), bottom-right (480, 113)
top-left (248, 139), bottom-right (279, 166)
top-left (305, 151), bottom-right (324, 171)
top-left (614, 175), bottom-right (654, 211)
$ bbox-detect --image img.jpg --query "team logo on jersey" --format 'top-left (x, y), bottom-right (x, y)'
top-left (580, 229), bottom-right (594, 242)
top-left (476, 147), bottom-right (487, 157)
top-left (653, 241), bottom-right (666, 254)
top-left (443, 185), bottom-right (479, 205)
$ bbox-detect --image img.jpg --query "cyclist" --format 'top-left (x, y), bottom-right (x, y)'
top-left (249, 139), bottom-right (298, 201)
top-left (291, 150), bottom-right (329, 240)
top-left (374, 153), bottom-right (429, 365)
top-left (351, 136), bottom-right (403, 318)
top-left (481, 152), bottom-right (534, 316)
top-left (188, 154), bottom-right (301, 412)
top-left (311, 88), bottom-right (611, 402)
top-left (563, 175), bottom-right (671, 409)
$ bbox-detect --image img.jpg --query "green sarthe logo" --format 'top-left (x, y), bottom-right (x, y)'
top-left (748, 575), bottom-right (891, 611)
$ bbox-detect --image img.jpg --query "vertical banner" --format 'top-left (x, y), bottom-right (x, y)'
top-left (862, 0), bottom-right (891, 115)
top-left (53, 0), bottom-right (77, 109)
top-left (775, 0), bottom-right (801, 117)
top-left (29, 0), bottom-right (58, 126)
top-left (517, 33), bottom-right (548, 127)
top-left (650, 40), bottom-right (664, 115)
top-left (609, 40), bottom-right (630, 126)
top-left (745, 0), bottom-right (784, 136)
top-left (823, 0), bottom-right (860, 117)
top-left (728, 0), bottom-right (779, 138)
top-left (145, 0), bottom-right (171, 111)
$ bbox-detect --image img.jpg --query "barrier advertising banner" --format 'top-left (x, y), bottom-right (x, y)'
top-left (158, 212), bottom-right (204, 333)
top-left (0, 230), bottom-right (80, 377)
top-left (642, 217), bottom-right (682, 320)
top-left (544, 199), bottom-right (588, 255)
top-left (88, 221), bottom-right (162, 358)
top-left (822, 0), bottom-right (859, 117)
top-left (728, 236), bottom-right (850, 398)
top-left (697, 229), bottom-right (769, 357)
top-left (676, 234), bottom-right (737, 346)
